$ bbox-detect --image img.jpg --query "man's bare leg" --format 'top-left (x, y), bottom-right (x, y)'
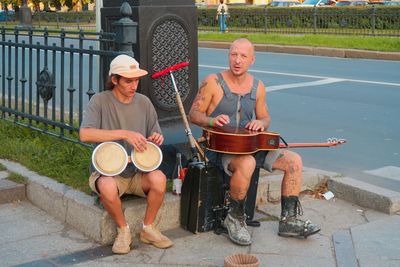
top-left (97, 176), bottom-right (127, 227)
top-left (224, 155), bottom-right (255, 246)
top-left (272, 150), bottom-right (320, 238)
top-left (141, 170), bottom-right (166, 225)
top-left (97, 176), bottom-right (131, 254)
top-left (139, 170), bottom-right (173, 249)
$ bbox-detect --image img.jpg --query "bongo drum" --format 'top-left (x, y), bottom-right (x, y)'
top-left (131, 141), bottom-right (163, 172)
top-left (92, 142), bottom-right (128, 176)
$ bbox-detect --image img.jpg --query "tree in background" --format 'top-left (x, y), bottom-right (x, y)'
top-left (1, 0), bottom-right (13, 10)
top-left (62, 0), bottom-right (93, 11)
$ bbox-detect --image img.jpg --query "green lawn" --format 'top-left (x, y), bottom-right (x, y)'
top-left (0, 119), bottom-right (92, 194)
top-left (199, 32), bottom-right (400, 52)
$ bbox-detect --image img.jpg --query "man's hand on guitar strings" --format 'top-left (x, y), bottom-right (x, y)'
top-left (245, 120), bottom-right (265, 132)
top-left (212, 114), bottom-right (230, 127)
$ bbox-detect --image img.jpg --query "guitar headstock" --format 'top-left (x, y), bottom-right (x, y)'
top-left (326, 138), bottom-right (347, 146)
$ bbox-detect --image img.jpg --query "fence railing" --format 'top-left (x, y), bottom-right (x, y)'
top-left (0, 27), bottom-right (118, 143)
top-left (198, 6), bottom-right (400, 36)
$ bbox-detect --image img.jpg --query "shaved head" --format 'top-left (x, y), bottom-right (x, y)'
top-left (230, 38), bottom-right (255, 56)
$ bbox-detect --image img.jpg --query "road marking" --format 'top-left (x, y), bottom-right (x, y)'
top-left (364, 166), bottom-right (400, 181)
top-left (199, 64), bottom-right (400, 88)
top-left (267, 78), bottom-right (345, 92)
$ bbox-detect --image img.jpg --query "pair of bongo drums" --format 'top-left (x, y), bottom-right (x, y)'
top-left (92, 141), bottom-right (162, 176)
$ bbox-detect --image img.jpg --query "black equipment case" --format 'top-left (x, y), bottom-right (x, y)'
top-left (180, 161), bottom-right (225, 233)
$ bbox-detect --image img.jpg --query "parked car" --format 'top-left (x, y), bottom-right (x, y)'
top-left (383, 0), bottom-right (400, 4)
top-left (298, 0), bottom-right (336, 6)
top-left (335, 0), bottom-right (368, 6)
top-left (269, 0), bottom-right (301, 7)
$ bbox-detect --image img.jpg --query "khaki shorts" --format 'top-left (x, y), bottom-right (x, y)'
top-left (89, 171), bottom-right (145, 198)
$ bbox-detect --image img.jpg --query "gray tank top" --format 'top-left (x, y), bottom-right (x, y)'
top-left (210, 73), bottom-right (259, 128)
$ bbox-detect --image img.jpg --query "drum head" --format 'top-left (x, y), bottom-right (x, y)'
top-left (92, 142), bottom-right (128, 176)
top-left (131, 142), bottom-right (163, 172)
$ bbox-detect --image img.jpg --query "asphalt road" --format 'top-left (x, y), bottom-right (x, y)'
top-left (197, 47), bottom-right (400, 192)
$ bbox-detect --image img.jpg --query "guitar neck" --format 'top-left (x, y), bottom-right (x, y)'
top-left (279, 142), bottom-right (344, 148)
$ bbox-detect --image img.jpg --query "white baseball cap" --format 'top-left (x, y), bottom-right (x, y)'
top-left (109, 55), bottom-right (148, 78)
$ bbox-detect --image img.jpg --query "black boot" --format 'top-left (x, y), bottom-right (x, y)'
top-left (278, 196), bottom-right (320, 238)
top-left (223, 198), bottom-right (252, 246)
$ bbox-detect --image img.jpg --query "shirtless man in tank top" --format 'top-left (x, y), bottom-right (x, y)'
top-left (189, 38), bottom-right (320, 246)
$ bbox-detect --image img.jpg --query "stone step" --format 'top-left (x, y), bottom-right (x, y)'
top-left (328, 177), bottom-right (400, 214)
top-left (0, 178), bottom-right (26, 204)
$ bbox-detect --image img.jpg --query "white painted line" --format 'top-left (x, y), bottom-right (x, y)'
top-left (267, 78), bottom-right (345, 92)
top-left (199, 64), bottom-right (400, 88)
top-left (364, 166), bottom-right (400, 181)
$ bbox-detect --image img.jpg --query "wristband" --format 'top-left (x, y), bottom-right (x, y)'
top-left (208, 118), bottom-right (214, 127)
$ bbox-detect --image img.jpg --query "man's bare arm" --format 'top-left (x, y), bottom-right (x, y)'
top-left (245, 81), bottom-right (271, 131)
top-left (188, 77), bottom-right (214, 127)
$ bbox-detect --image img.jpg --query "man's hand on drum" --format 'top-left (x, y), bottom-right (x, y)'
top-left (211, 114), bottom-right (230, 127)
top-left (245, 120), bottom-right (265, 132)
top-left (126, 131), bottom-right (148, 152)
top-left (147, 132), bottom-right (164, 146)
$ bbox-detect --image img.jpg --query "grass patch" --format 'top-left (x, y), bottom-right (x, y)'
top-left (199, 32), bottom-right (400, 52)
top-left (0, 163), bottom-right (6, 171)
top-left (7, 172), bottom-right (28, 185)
top-left (0, 119), bottom-right (92, 194)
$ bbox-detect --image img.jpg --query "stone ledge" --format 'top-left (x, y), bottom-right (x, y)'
top-left (328, 177), bottom-right (400, 214)
top-left (0, 159), bottom-right (337, 245)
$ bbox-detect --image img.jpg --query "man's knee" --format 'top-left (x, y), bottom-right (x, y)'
top-left (230, 155), bottom-right (256, 176)
top-left (276, 151), bottom-right (302, 173)
top-left (97, 177), bottom-right (119, 201)
top-left (146, 170), bottom-right (167, 193)
top-left (287, 152), bottom-right (302, 171)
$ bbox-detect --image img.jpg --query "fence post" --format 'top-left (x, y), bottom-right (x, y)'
top-left (264, 6), bottom-right (268, 34)
top-left (112, 2), bottom-right (137, 56)
top-left (371, 5), bottom-right (376, 36)
top-left (313, 6), bottom-right (317, 34)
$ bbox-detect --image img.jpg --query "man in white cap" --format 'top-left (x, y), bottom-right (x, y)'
top-left (80, 54), bottom-right (173, 254)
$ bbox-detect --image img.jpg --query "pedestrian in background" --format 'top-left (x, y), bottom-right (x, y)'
top-left (216, 0), bottom-right (229, 32)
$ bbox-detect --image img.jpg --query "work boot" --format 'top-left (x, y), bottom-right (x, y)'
top-left (223, 198), bottom-right (252, 246)
top-left (140, 224), bottom-right (173, 249)
top-left (278, 196), bottom-right (320, 238)
top-left (112, 225), bottom-right (132, 254)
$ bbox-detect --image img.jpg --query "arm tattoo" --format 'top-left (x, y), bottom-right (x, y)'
top-left (192, 81), bottom-right (207, 110)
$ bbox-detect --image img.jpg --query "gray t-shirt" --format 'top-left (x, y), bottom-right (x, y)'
top-left (81, 90), bottom-right (162, 176)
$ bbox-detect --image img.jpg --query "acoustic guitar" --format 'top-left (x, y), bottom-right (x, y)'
top-left (202, 126), bottom-right (346, 154)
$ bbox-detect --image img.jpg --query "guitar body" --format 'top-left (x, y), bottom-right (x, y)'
top-left (203, 126), bottom-right (280, 154)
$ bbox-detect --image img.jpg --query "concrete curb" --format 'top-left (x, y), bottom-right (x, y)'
top-left (328, 177), bottom-right (400, 214)
top-left (199, 41), bottom-right (400, 61)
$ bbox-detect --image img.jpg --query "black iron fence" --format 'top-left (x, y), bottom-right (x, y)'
top-left (198, 6), bottom-right (400, 36)
top-left (0, 27), bottom-right (118, 143)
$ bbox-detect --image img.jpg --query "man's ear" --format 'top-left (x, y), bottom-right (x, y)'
top-left (111, 75), bottom-right (118, 85)
top-left (251, 55), bottom-right (256, 66)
